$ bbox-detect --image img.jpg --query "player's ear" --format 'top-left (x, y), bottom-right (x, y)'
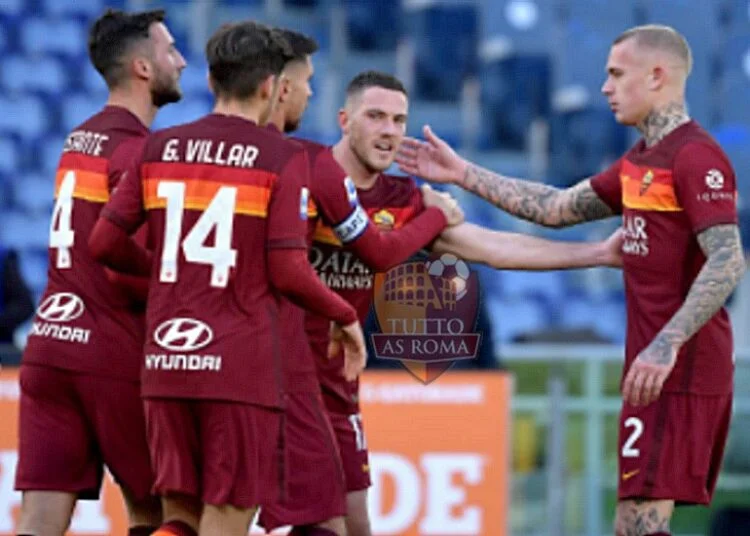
top-left (131, 54), bottom-right (152, 82)
top-left (258, 73), bottom-right (277, 101)
top-left (648, 65), bottom-right (665, 91)
top-left (338, 108), bottom-right (349, 133)
top-left (278, 75), bottom-right (291, 104)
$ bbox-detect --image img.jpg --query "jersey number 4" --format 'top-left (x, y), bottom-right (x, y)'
top-left (50, 170), bottom-right (76, 269)
top-left (158, 181), bottom-right (238, 288)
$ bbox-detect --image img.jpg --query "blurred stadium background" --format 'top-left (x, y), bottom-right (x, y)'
top-left (0, 0), bottom-right (749, 534)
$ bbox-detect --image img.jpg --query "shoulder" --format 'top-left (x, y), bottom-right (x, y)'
top-left (381, 173), bottom-right (421, 203)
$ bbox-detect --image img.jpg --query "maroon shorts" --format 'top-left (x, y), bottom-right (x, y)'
top-left (258, 392), bottom-right (347, 531)
top-left (328, 410), bottom-right (372, 492)
top-left (144, 397), bottom-right (284, 509)
top-left (618, 392), bottom-right (732, 505)
top-left (15, 364), bottom-right (154, 501)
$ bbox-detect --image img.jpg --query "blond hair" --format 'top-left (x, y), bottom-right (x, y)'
top-left (614, 24), bottom-right (692, 75)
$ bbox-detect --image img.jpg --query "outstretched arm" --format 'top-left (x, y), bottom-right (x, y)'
top-left (433, 223), bottom-right (623, 270)
top-left (397, 125), bottom-right (614, 228)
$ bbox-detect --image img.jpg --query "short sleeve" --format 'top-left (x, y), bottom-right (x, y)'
top-left (589, 158), bottom-right (624, 214)
top-left (102, 138), bottom-right (147, 233)
top-left (267, 148), bottom-right (311, 250)
top-left (312, 149), bottom-right (370, 244)
top-left (674, 143), bottom-right (738, 233)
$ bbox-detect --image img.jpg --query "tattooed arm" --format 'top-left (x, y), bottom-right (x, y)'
top-left (622, 223), bottom-right (746, 406)
top-left (459, 168), bottom-right (614, 228)
top-left (646, 224), bottom-right (746, 358)
top-left (396, 126), bottom-right (615, 228)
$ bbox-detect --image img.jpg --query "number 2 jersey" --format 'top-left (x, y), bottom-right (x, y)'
top-left (102, 114), bottom-right (315, 408)
top-left (23, 106), bottom-right (148, 381)
top-left (591, 121), bottom-right (737, 395)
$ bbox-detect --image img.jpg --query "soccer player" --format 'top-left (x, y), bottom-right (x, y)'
top-left (14, 9), bottom-right (185, 536)
top-left (256, 31), bottom-right (461, 536)
top-left (270, 65), bottom-right (626, 536)
top-left (397, 25), bottom-right (745, 536)
top-left (89, 21), bottom-right (366, 536)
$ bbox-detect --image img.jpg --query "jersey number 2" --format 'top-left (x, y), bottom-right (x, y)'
top-left (621, 417), bottom-right (644, 458)
top-left (158, 181), bottom-right (238, 288)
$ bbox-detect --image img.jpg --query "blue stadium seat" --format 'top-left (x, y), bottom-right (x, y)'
top-left (0, 0), bottom-right (23, 17)
top-left (81, 62), bottom-right (108, 96)
top-left (21, 16), bottom-right (86, 58)
top-left (557, 295), bottom-right (625, 343)
top-left (18, 248), bottom-right (48, 296)
top-left (644, 0), bottom-right (722, 126)
top-left (0, 95), bottom-right (49, 140)
top-left (0, 210), bottom-right (49, 251)
top-left (718, 71), bottom-right (750, 125)
top-left (38, 135), bottom-right (65, 174)
top-left (345, 0), bottom-right (399, 51)
top-left (179, 61), bottom-right (210, 97)
top-left (479, 54), bottom-right (551, 150)
top-left (549, 106), bottom-right (628, 186)
top-left (479, 0), bottom-right (557, 55)
top-left (0, 136), bottom-right (19, 175)
top-left (12, 173), bottom-right (54, 215)
top-left (60, 93), bottom-right (104, 133)
top-left (724, 0), bottom-right (750, 32)
top-left (487, 296), bottom-right (548, 343)
top-left (407, 3), bottom-right (479, 101)
top-left (1, 54), bottom-right (67, 94)
top-left (406, 101), bottom-right (463, 148)
top-left (499, 270), bottom-right (566, 303)
top-left (152, 96), bottom-right (212, 130)
top-left (42, 0), bottom-right (102, 18)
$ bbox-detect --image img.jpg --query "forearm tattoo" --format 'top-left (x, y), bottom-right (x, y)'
top-left (653, 224), bottom-right (745, 349)
top-left (461, 165), bottom-right (613, 227)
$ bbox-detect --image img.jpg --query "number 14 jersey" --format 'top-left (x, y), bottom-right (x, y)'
top-left (103, 114), bottom-right (312, 408)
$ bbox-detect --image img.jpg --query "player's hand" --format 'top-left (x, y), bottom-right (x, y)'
top-left (420, 184), bottom-right (464, 226)
top-left (329, 321), bottom-right (367, 381)
top-left (600, 227), bottom-right (625, 268)
top-left (396, 125), bottom-right (466, 184)
top-left (622, 339), bottom-right (677, 407)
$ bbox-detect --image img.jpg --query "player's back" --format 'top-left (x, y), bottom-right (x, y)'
top-left (23, 106), bottom-right (148, 380)
top-left (139, 113), bottom-right (303, 407)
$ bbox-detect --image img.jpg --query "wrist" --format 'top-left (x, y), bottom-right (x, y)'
top-left (453, 159), bottom-right (469, 186)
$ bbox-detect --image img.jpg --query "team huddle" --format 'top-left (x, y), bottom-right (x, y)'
top-left (12, 7), bottom-right (743, 536)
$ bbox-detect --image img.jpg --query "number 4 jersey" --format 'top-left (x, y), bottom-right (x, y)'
top-left (23, 106), bottom-right (149, 381)
top-left (102, 114), bottom-right (313, 408)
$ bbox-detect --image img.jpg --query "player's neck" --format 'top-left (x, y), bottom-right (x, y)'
top-left (106, 90), bottom-right (157, 129)
top-left (213, 99), bottom-right (267, 125)
top-left (331, 140), bottom-right (379, 190)
top-left (638, 101), bottom-right (690, 148)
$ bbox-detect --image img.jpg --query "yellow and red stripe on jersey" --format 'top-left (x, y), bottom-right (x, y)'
top-left (620, 160), bottom-right (682, 212)
top-left (142, 178), bottom-right (272, 217)
top-left (141, 162), bottom-right (281, 216)
top-left (55, 153), bottom-right (110, 203)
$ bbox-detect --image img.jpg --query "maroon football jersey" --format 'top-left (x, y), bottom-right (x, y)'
top-left (23, 106), bottom-right (148, 381)
top-left (103, 114), bottom-right (311, 407)
top-left (308, 174), bottom-right (426, 413)
top-left (591, 121), bottom-right (737, 395)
